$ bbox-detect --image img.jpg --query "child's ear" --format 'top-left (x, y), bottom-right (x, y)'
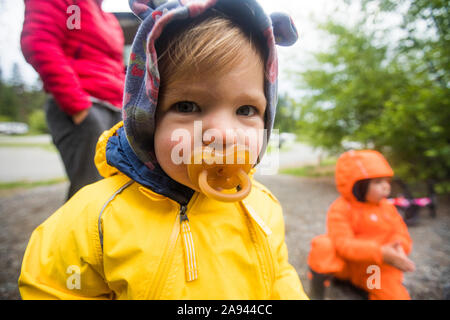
top-left (129, 0), bottom-right (168, 20)
top-left (270, 12), bottom-right (298, 46)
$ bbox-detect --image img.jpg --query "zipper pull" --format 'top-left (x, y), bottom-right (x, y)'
top-left (180, 205), bottom-right (188, 222)
top-left (179, 205), bottom-right (198, 282)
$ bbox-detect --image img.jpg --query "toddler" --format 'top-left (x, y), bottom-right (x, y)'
top-left (19, 0), bottom-right (308, 300)
top-left (308, 150), bottom-right (415, 300)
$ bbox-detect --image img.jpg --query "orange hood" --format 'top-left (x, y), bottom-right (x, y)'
top-left (335, 150), bottom-right (394, 202)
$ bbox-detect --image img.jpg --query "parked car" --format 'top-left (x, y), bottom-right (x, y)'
top-left (0, 122), bottom-right (29, 135)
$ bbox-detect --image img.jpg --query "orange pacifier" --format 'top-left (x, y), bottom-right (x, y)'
top-left (187, 145), bottom-right (253, 202)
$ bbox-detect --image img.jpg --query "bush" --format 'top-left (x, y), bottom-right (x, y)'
top-left (28, 109), bottom-right (48, 134)
top-left (294, 0), bottom-right (450, 193)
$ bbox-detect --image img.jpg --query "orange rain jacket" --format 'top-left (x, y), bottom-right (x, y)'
top-left (308, 150), bottom-right (413, 299)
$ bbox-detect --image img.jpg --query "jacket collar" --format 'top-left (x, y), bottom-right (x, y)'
top-left (106, 126), bottom-right (195, 205)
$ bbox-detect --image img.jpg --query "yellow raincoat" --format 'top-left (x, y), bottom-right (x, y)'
top-left (18, 123), bottom-right (308, 300)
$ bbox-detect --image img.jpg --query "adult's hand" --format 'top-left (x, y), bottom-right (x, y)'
top-left (72, 109), bottom-right (89, 125)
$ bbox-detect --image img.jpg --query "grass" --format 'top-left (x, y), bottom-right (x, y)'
top-left (0, 142), bottom-right (57, 152)
top-left (280, 165), bottom-right (335, 178)
top-left (279, 157), bottom-right (337, 178)
top-left (266, 143), bottom-right (294, 154)
top-left (0, 177), bottom-right (67, 190)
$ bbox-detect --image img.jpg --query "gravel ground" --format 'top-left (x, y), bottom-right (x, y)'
top-left (0, 183), bottom-right (67, 300)
top-left (1, 175), bottom-right (449, 300)
top-left (258, 174), bottom-right (450, 300)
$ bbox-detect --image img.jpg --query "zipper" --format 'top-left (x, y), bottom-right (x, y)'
top-left (147, 192), bottom-right (273, 297)
top-left (180, 205), bottom-right (199, 282)
top-left (147, 193), bottom-right (200, 299)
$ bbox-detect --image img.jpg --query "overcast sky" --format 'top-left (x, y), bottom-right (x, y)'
top-left (0, 0), bottom-right (362, 95)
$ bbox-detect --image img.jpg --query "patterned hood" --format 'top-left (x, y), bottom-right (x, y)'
top-left (104, 0), bottom-right (298, 205)
top-left (123, 0), bottom-right (298, 167)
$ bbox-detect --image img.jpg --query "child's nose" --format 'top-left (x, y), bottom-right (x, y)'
top-left (202, 114), bottom-right (237, 147)
top-left (202, 127), bottom-right (236, 148)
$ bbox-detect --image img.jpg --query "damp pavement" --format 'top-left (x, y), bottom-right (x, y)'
top-left (0, 134), bottom-right (65, 183)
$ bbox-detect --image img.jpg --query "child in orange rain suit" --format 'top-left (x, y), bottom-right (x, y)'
top-left (307, 150), bottom-right (415, 300)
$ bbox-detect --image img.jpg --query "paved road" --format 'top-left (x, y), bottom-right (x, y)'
top-left (0, 148), bottom-right (66, 182)
top-left (0, 135), bottom-right (52, 144)
top-left (0, 134), bottom-right (66, 183)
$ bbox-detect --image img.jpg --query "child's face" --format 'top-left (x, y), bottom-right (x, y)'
top-left (154, 46), bottom-right (266, 192)
top-left (365, 177), bottom-right (391, 204)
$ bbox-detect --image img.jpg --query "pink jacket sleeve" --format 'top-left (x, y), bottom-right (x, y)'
top-left (21, 0), bottom-right (92, 115)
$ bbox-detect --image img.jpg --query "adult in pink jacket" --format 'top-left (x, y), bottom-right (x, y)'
top-left (21, 0), bottom-right (125, 199)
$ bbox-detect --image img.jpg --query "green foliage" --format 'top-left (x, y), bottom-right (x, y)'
top-left (0, 64), bottom-right (47, 130)
top-left (280, 163), bottom-right (335, 178)
top-left (0, 177), bottom-right (67, 190)
top-left (294, 0), bottom-right (450, 191)
top-left (0, 80), bottom-right (20, 120)
top-left (0, 115), bottom-right (13, 122)
top-left (273, 93), bottom-right (300, 133)
top-left (28, 109), bottom-right (48, 134)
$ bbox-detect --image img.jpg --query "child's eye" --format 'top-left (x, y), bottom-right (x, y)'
top-left (236, 105), bottom-right (258, 116)
top-left (173, 101), bottom-right (200, 113)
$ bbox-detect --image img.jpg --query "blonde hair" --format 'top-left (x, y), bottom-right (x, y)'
top-left (155, 12), bottom-right (267, 93)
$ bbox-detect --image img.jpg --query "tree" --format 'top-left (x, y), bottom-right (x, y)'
top-left (363, 0), bottom-right (449, 89)
top-left (0, 64), bottom-right (47, 130)
top-left (0, 66), bottom-right (20, 121)
top-left (294, 0), bottom-right (450, 192)
top-left (273, 93), bottom-right (300, 133)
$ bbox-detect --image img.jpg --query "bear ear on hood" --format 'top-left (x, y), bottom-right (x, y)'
top-left (270, 12), bottom-right (298, 46)
top-left (129, 0), bottom-right (168, 20)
